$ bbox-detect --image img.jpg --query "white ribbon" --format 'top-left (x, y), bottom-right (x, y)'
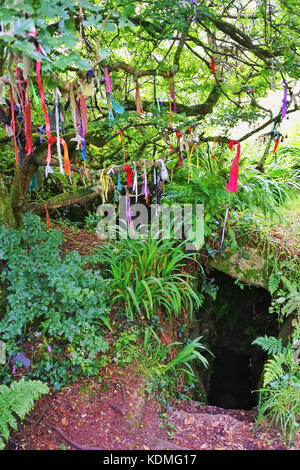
top-left (155, 159), bottom-right (169, 181)
top-left (132, 161), bottom-right (138, 202)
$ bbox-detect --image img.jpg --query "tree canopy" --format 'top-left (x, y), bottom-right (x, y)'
top-left (0, 0), bottom-right (299, 225)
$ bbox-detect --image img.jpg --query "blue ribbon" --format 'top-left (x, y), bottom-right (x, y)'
top-left (80, 120), bottom-right (88, 161)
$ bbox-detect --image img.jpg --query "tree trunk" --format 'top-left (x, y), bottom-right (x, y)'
top-left (0, 156), bottom-right (37, 228)
top-left (0, 185), bottom-right (16, 228)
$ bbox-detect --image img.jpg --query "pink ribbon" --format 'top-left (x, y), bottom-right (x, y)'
top-left (80, 93), bottom-right (88, 138)
top-left (226, 140), bottom-right (241, 193)
top-left (104, 66), bottom-right (112, 93)
top-left (36, 44), bottom-right (54, 169)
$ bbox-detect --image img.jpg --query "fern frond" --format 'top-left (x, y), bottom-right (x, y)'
top-left (252, 335), bottom-right (287, 356)
top-left (282, 293), bottom-right (300, 318)
top-left (268, 273), bottom-right (280, 295)
top-left (263, 352), bottom-right (291, 387)
top-left (0, 379), bottom-right (48, 450)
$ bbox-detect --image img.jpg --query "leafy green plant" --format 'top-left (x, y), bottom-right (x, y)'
top-left (159, 336), bottom-right (213, 378)
top-left (0, 378), bottom-right (49, 450)
top-left (91, 229), bottom-right (203, 322)
top-left (252, 335), bottom-right (300, 445)
top-left (0, 214), bottom-right (110, 385)
top-left (255, 372), bottom-right (300, 446)
top-left (0, 214), bottom-right (108, 345)
top-left (84, 211), bottom-right (102, 233)
top-left (252, 336), bottom-right (288, 357)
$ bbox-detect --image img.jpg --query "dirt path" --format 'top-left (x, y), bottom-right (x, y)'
top-left (8, 368), bottom-right (299, 451)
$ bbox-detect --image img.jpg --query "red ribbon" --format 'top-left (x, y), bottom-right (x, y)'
top-left (125, 164), bottom-right (134, 187)
top-left (226, 140), bottom-right (241, 193)
top-left (44, 204), bottom-right (50, 227)
top-left (273, 138), bottom-right (280, 155)
top-left (210, 57), bottom-right (217, 82)
top-left (36, 44), bottom-right (54, 166)
top-left (24, 81), bottom-right (33, 155)
top-left (13, 56), bottom-right (33, 156)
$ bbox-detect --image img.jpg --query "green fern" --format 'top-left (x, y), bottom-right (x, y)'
top-left (268, 273), bottom-right (280, 295)
top-left (263, 351), bottom-right (293, 387)
top-left (252, 335), bottom-right (287, 356)
top-left (281, 276), bottom-right (300, 320)
top-left (282, 293), bottom-right (300, 317)
top-left (0, 379), bottom-right (49, 450)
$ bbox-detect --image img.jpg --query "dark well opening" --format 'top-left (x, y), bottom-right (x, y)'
top-left (200, 269), bottom-right (278, 410)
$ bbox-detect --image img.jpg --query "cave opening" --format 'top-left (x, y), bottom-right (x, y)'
top-left (199, 270), bottom-right (279, 410)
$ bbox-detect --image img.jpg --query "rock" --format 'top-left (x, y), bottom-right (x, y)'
top-left (147, 438), bottom-right (189, 450)
top-left (210, 247), bottom-right (267, 288)
top-left (61, 417), bottom-right (68, 426)
top-left (12, 351), bottom-right (31, 369)
top-left (122, 383), bottom-right (146, 435)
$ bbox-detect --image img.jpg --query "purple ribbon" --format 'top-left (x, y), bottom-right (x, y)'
top-left (171, 91), bottom-right (177, 113)
top-left (141, 165), bottom-right (149, 198)
top-left (281, 81), bottom-right (288, 118)
top-left (125, 189), bottom-right (135, 238)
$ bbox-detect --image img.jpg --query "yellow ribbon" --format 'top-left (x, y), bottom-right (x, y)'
top-left (99, 169), bottom-right (109, 202)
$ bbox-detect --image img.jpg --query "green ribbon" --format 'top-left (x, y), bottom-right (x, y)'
top-left (155, 70), bottom-right (160, 113)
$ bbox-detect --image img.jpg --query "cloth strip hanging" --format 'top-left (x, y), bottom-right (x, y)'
top-left (80, 93), bottom-right (88, 138)
top-left (104, 66), bottom-right (112, 93)
top-left (125, 164), bottom-right (133, 187)
top-left (46, 136), bottom-right (71, 176)
top-left (9, 88), bottom-right (19, 165)
top-left (273, 137), bottom-right (280, 156)
top-left (210, 58), bottom-right (217, 82)
top-left (54, 89), bottom-right (64, 174)
top-left (24, 81), bottom-right (33, 155)
top-left (14, 57), bottom-right (33, 156)
top-left (154, 70), bottom-right (160, 113)
top-left (44, 204), bottom-right (50, 227)
top-left (36, 43), bottom-right (54, 176)
top-left (125, 186), bottom-right (135, 238)
top-left (141, 162), bottom-right (149, 200)
top-left (220, 207), bottom-right (230, 248)
top-left (117, 171), bottom-right (122, 191)
top-left (132, 161), bottom-right (138, 202)
top-left (226, 140), bottom-right (241, 193)
top-left (115, 130), bottom-right (126, 161)
top-left (176, 130), bottom-right (183, 166)
top-left (155, 159), bottom-right (169, 181)
top-left (281, 81), bottom-right (288, 118)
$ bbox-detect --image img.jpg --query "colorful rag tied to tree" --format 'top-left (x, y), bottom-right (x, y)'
top-left (281, 81), bottom-right (288, 118)
top-left (191, 0), bottom-right (197, 22)
top-left (36, 43), bottom-right (54, 177)
top-left (44, 204), bottom-right (50, 227)
top-left (14, 58), bottom-right (33, 156)
top-left (141, 162), bottom-right (150, 201)
top-left (210, 58), bottom-right (217, 82)
top-left (176, 130), bottom-right (183, 167)
top-left (125, 186), bottom-right (135, 238)
top-left (226, 140), bottom-right (241, 193)
top-left (104, 66), bottom-right (124, 114)
top-left (125, 164), bottom-right (134, 187)
top-left (9, 88), bottom-right (19, 165)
